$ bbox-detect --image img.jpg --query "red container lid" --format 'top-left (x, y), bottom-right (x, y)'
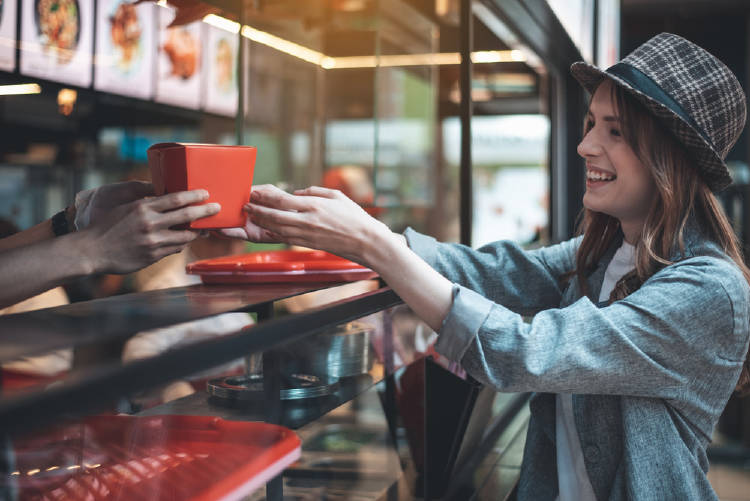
top-left (7, 415), bottom-right (301, 501)
top-left (186, 250), bottom-right (378, 284)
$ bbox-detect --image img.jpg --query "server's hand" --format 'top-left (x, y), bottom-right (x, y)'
top-left (73, 181), bottom-right (155, 230)
top-left (0, 188), bottom-right (220, 309)
top-left (81, 189), bottom-right (220, 274)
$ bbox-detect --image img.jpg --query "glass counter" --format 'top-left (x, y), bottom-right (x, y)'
top-left (0, 280), bottom-right (528, 500)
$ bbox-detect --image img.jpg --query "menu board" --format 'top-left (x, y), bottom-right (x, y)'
top-left (201, 24), bottom-right (239, 117)
top-left (20, 0), bottom-right (94, 87)
top-left (154, 5), bottom-right (202, 109)
top-left (94, 0), bottom-right (156, 100)
top-left (0, 0), bottom-right (18, 71)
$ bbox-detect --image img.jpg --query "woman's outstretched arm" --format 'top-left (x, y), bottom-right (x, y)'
top-left (231, 184), bottom-right (577, 317)
top-left (228, 184), bottom-right (455, 331)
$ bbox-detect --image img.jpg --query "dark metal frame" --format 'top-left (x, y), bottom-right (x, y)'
top-left (0, 283), bottom-right (330, 364)
top-left (0, 287), bottom-right (401, 436)
top-left (460, 0), bottom-right (474, 247)
top-left (476, 0), bottom-right (588, 242)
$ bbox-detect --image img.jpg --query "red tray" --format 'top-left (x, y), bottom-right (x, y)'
top-left (6, 415), bottom-right (300, 501)
top-left (186, 250), bottom-right (378, 284)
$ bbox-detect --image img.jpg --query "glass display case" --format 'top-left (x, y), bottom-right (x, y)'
top-left (0, 280), bottom-right (529, 500)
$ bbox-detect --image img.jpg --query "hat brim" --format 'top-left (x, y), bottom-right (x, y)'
top-left (570, 61), bottom-right (732, 192)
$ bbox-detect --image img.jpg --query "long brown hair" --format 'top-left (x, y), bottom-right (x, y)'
top-left (574, 82), bottom-right (750, 394)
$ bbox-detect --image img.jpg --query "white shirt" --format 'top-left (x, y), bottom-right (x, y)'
top-left (555, 241), bottom-right (635, 501)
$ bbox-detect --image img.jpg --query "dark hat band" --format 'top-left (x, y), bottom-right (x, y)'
top-left (606, 62), bottom-right (716, 151)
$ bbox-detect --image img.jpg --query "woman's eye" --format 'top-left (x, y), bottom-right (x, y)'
top-left (610, 128), bottom-right (621, 137)
top-left (586, 120), bottom-right (594, 130)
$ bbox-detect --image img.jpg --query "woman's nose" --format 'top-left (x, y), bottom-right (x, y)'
top-left (577, 131), bottom-right (601, 158)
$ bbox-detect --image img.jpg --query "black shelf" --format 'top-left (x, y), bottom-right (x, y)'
top-left (0, 285), bottom-right (401, 436)
top-left (0, 282), bottom-right (333, 363)
top-left (141, 372), bottom-right (382, 431)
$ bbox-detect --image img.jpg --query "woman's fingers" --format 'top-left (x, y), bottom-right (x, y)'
top-left (217, 228), bottom-right (247, 240)
top-left (250, 185), bottom-right (313, 212)
top-left (293, 186), bottom-right (342, 199)
top-left (147, 189), bottom-right (210, 212)
top-left (245, 202), bottom-right (307, 228)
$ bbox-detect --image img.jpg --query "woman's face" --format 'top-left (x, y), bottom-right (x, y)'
top-left (578, 80), bottom-right (657, 239)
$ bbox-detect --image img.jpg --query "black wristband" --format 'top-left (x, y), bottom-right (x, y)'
top-left (51, 209), bottom-right (70, 236)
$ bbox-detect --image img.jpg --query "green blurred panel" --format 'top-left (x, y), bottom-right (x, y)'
top-left (403, 70), bottom-right (435, 122)
top-left (243, 130), bottom-right (281, 185)
top-left (244, 241), bottom-right (285, 252)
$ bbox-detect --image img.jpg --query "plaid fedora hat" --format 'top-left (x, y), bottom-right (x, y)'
top-left (571, 32), bottom-right (747, 192)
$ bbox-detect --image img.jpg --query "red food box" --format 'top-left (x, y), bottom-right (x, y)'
top-left (147, 143), bottom-right (256, 229)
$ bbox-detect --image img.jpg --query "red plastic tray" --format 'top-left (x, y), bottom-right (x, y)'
top-left (186, 250), bottom-right (378, 284)
top-left (6, 415), bottom-right (300, 501)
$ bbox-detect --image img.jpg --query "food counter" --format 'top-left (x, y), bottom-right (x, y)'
top-left (0, 280), bottom-right (528, 500)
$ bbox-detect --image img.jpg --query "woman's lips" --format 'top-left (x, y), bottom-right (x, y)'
top-left (586, 167), bottom-right (616, 189)
top-left (586, 167), bottom-right (616, 181)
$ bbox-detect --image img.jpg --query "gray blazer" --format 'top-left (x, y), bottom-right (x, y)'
top-left (405, 224), bottom-right (750, 500)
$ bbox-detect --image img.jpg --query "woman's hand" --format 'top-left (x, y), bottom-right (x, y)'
top-left (79, 189), bottom-right (220, 274)
top-left (221, 184), bottom-right (456, 332)
top-left (240, 184), bottom-right (390, 266)
top-left (217, 206), bottom-right (280, 243)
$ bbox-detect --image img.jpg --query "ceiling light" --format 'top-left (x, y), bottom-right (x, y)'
top-left (203, 14), bottom-right (240, 34)
top-left (240, 25), bottom-right (326, 66)
top-left (0, 83), bottom-right (41, 96)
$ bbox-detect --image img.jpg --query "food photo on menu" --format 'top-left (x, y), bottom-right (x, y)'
top-left (202, 23), bottom-right (239, 116)
top-left (0, 0), bottom-right (17, 71)
top-left (37, 0), bottom-right (80, 65)
top-left (94, 0), bottom-right (154, 99)
top-left (20, 0), bottom-right (93, 87)
top-left (214, 37), bottom-right (233, 93)
top-left (163, 26), bottom-right (199, 80)
top-left (154, 3), bottom-right (202, 109)
top-left (109, 1), bottom-right (140, 70)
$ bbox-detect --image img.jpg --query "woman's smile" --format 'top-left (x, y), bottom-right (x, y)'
top-left (585, 165), bottom-right (617, 188)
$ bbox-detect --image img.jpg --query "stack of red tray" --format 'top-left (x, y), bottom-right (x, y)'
top-left (5, 415), bottom-right (300, 500)
top-left (186, 250), bottom-right (378, 284)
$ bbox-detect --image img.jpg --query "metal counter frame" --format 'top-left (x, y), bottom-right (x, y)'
top-left (0, 283), bottom-right (401, 434)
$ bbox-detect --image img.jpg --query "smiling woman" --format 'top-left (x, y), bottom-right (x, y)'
top-left (579, 79), bottom-right (658, 243)
top-left (229, 33), bottom-right (750, 501)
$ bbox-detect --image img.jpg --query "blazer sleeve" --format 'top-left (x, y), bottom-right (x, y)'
top-left (434, 255), bottom-right (750, 404)
top-left (404, 228), bottom-right (581, 316)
